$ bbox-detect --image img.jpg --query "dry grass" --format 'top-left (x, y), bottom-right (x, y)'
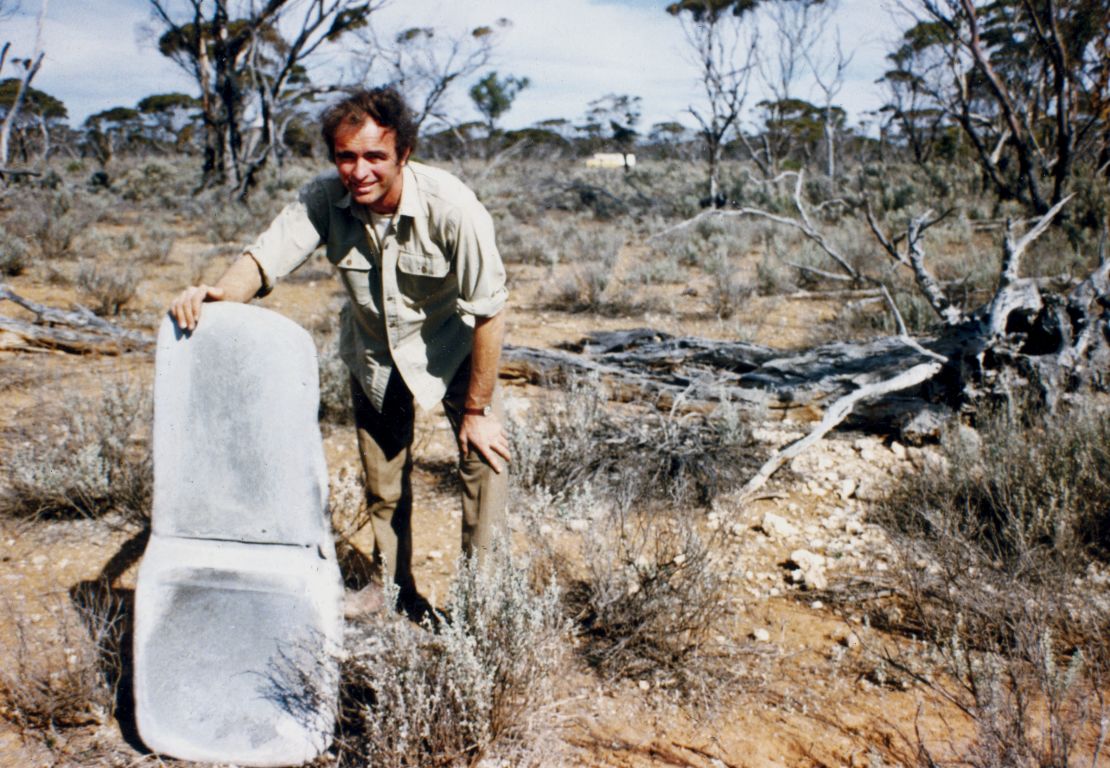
top-left (508, 375), bottom-right (759, 514)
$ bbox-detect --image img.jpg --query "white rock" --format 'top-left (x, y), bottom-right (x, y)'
top-left (566, 519), bottom-right (589, 533)
top-left (752, 628), bottom-right (771, 642)
top-left (890, 441), bottom-right (907, 460)
top-left (788, 549), bottom-right (828, 591)
top-left (760, 512), bottom-right (798, 539)
top-left (789, 549), bottom-right (826, 571)
top-left (837, 478), bottom-right (857, 500)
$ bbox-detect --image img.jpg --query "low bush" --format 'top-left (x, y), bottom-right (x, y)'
top-left (0, 380), bottom-right (153, 523)
top-left (872, 399), bottom-right (1110, 767)
top-left (3, 187), bottom-right (105, 261)
top-left (318, 338), bottom-right (353, 425)
top-left (0, 590), bottom-right (124, 733)
top-left (0, 225), bottom-right (30, 276)
top-left (337, 548), bottom-right (568, 767)
top-left (704, 247), bottom-right (753, 319)
top-left (508, 376), bottom-right (759, 511)
top-left (878, 401), bottom-right (1110, 577)
top-left (76, 260), bottom-right (139, 316)
top-left (569, 511), bottom-right (741, 709)
top-left (134, 226), bottom-right (177, 265)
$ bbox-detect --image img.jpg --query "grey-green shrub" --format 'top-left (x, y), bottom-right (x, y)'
top-left (0, 380), bottom-right (152, 522)
top-left (0, 225), bottom-right (30, 276)
top-left (872, 399), bottom-right (1110, 767)
top-left (338, 549), bottom-right (568, 767)
top-left (76, 260), bottom-right (139, 316)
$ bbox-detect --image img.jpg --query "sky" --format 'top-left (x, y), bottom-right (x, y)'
top-left (1, 0), bottom-right (909, 134)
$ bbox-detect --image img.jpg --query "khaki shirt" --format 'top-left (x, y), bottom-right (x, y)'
top-left (245, 161), bottom-right (508, 412)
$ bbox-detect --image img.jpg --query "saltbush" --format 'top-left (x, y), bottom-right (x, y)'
top-left (0, 381), bottom-right (152, 523)
top-left (337, 549), bottom-right (568, 767)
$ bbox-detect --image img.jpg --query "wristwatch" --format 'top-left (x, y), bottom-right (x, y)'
top-left (464, 404), bottom-right (493, 417)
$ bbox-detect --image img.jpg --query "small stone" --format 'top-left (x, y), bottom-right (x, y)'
top-left (810, 600), bottom-right (824, 610)
top-left (31, 554), bottom-right (47, 567)
top-left (752, 628), bottom-right (771, 642)
top-left (638, 680), bottom-right (650, 691)
top-left (890, 441), bottom-right (907, 460)
top-left (788, 549), bottom-right (828, 591)
top-left (566, 519), bottom-right (589, 533)
top-left (837, 478), bottom-right (857, 500)
top-left (672, 553), bottom-right (687, 566)
top-left (538, 523), bottom-right (553, 537)
top-left (760, 512), bottom-right (798, 539)
top-left (426, 550), bottom-right (443, 561)
top-left (706, 518), bottom-right (721, 531)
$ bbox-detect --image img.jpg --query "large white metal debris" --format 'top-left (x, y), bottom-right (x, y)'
top-left (134, 302), bottom-right (342, 767)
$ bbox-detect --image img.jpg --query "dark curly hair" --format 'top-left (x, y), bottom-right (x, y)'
top-left (320, 87), bottom-right (417, 162)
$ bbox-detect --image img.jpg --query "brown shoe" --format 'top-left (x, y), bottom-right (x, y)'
top-left (343, 582), bottom-right (386, 619)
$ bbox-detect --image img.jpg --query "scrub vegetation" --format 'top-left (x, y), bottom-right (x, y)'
top-left (2, 0), bottom-right (1110, 765)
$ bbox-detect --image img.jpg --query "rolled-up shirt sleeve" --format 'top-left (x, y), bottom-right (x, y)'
top-left (452, 199), bottom-right (508, 318)
top-left (243, 188), bottom-right (325, 296)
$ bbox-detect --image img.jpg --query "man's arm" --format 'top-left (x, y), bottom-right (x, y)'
top-left (457, 310), bottom-right (511, 473)
top-left (169, 254), bottom-right (264, 331)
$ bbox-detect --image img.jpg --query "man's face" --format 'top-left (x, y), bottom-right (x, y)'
top-left (333, 117), bottom-right (409, 214)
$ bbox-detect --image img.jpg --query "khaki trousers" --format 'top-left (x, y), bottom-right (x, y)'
top-left (350, 362), bottom-right (508, 596)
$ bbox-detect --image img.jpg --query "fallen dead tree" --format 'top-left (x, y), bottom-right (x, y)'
top-left (0, 285), bottom-right (154, 354)
top-left (507, 199), bottom-right (1109, 496)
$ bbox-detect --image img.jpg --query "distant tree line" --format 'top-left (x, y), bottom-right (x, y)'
top-left (0, 0), bottom-right (1107, 224)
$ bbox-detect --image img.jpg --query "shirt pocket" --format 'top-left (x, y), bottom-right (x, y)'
top-left (397, 247), bottom-right (451, 278)
top-left (336, 261), bottom-right (376, 309)
top-left (396, 247), bottom-right (454, 311)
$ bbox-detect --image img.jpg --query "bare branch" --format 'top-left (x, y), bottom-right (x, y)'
top-left (906, 211), bottom-right (965, 326)
top-left (999, 194), bottom-right (1075, 289)
top-left (740, 361), bottom-right (944, 499)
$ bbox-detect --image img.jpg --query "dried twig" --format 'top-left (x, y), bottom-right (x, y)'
top-left (740, 361), bottom-right (943, 499)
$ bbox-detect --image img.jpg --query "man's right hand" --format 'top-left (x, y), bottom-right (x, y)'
top-left (170, 284), bottom-right (226, 332)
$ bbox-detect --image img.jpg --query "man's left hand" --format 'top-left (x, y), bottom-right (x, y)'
top-left (458, 413), bottom-right (511, 473)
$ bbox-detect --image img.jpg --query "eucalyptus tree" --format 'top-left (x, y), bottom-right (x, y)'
top-left (891, 0), bottom-right (1110, 216)
top-left (666, 0), bottom-right (761, 206)
top-left (148, 0), bottom-right (382, 199)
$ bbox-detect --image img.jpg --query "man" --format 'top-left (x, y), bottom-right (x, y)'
top-left (170, 87), bottom-right (510, 616)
